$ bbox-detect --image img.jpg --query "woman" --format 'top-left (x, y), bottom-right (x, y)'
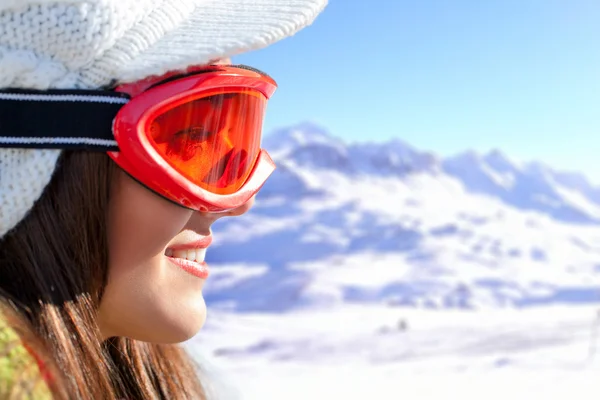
top-left (0, 0), bottom-right (327, 398)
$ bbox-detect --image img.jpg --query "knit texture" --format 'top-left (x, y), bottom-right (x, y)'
top-left (0, 0), bottom-right (327, 238)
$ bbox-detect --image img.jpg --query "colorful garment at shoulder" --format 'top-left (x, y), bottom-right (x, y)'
top-left (0, 316), bottom-right (52, 399)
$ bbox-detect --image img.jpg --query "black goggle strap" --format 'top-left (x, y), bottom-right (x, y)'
top-left (0, 89), bottom-right (131, 151)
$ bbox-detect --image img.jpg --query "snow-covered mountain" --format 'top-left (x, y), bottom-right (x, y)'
top-left (443, 150), bottom-right (600, 224)
top-left (204, 122), bottom-right (600, 312)
top-left (262, 121), bottom-right (440, 177)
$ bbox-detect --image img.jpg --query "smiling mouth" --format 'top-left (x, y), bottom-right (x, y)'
top-left (164, 247), bottom-right (207, 264)
top-left (164, 240), bottom-right (211, 279)
top-left (165, 248), bottom-right (209, 279)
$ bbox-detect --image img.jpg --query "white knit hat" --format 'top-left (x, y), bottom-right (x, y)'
top-left (0, 0), bottom-right (327, 238)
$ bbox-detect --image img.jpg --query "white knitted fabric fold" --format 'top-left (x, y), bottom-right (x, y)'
top-left (0, 0), bottom-right (327, 238)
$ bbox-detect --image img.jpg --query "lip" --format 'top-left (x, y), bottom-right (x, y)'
top-left (167, 236), bottom-right (212, 251)
top-left (166, 257), bottom-right (210, 279)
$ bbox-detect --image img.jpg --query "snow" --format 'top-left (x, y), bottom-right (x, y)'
top-left (189, 123), bottom-right (600, 399)
top-left (189, 306), bottom-right (600, 400)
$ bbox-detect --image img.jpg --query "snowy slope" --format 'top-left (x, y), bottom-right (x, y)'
top-left (193, 123), bottom-right (600, 400)
top-left (204, 122), bottom-right (600, 312)
top-left (443, 150), bottom-right (600, 224)
top-left (190, 305), bottom-right (600, 400)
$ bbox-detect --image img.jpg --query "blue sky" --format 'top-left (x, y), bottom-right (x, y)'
top-left (234, 0), bottom-right (600, 180)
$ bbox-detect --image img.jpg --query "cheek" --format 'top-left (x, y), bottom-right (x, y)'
top-left (98, 171), bottom-right (207, 343)
top-left (108, 172), bottom-right (189, 259)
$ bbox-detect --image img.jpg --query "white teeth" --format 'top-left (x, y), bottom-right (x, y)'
top-left (167, 248), bottom-right (207, 263)
top-left (187, 250), bottom-right (197, 262)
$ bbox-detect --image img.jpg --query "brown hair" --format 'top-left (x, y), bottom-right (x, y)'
top-left (0, 151), bottom-right (206, 399)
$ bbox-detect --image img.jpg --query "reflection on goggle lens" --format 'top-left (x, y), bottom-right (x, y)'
top-left (147, 90), bottom-right (265, 195)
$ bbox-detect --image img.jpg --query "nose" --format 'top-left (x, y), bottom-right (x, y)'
top-left (219, 195), bottom-right (256, 218)
top-left (188, 195), bottom-right (256, 227)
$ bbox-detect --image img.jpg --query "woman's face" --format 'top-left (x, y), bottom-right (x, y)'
top-left (98, 168), bottom-right (254, 342)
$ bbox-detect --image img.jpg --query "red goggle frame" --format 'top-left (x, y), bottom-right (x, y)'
top-left (109, 65), bottom-right (277, 212)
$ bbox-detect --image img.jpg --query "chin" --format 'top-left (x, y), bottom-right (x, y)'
top-left (125, 313), bottom-right (207, 344)
top-left (103, 297), bottom-right (208, 344)
top-left (145, 304), bottom-right (208, 344)
top-left (157, 316), bottom-right (207, 344)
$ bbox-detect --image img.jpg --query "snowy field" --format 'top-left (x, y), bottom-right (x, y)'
top-left (188, 124), bottom-right (600, 400)
top-left (189, 305), bottom-right (600, 400)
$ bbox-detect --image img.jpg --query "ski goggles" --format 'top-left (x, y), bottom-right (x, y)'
top-left (0, 65), bottom-right (277, 212)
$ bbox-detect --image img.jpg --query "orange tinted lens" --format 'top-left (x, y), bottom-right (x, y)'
top-left (148, 89), bottom-right (266, 195)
